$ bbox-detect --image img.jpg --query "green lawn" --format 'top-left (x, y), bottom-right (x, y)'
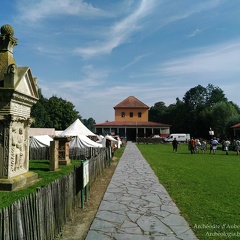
top-left (137, 143), bottom-right (240, 240)
top-left (0, 160), bottom-right (81, 209)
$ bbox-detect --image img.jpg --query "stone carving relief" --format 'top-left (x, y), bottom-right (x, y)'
top-left (0, 123), bottom-right (3, 147)
top-left (7, 64), bottom-right (16, 74)
top-left (10, 123), bottom-right (27, 173)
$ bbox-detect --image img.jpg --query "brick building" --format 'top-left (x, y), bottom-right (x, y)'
top-left (94, 96), bottom-right (171, 141)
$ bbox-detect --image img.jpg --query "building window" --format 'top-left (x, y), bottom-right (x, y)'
top-left (130, 112), bottom-right (133, 117)
top-left (138, 112), bottom-right (142, 118)
top-left (121, 112), bottom-right (125, 118)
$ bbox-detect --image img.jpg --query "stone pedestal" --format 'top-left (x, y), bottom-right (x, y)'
top-left (0, 172), bottom-right (38, 191)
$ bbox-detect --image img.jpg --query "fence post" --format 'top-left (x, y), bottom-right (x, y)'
top-left (80, 160), bottom-right (89, 208)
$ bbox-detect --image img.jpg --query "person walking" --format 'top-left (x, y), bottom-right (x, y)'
top-left (172, 138), bottom-right (179, 153)
top-left (194, 139), bottom-right (201, 153)
top-left (201, 139), bottom-right (206, 154)
top-left (235, 138), bottom-right (240, 155)
top-left (223, 138), bottom-right (231, 155)
top-left (211, 137), bottom-right (218, 154)
top-left (190, 137), bottom-right (195, 154)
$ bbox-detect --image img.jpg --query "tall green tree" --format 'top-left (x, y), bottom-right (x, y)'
top-left (31, 91), bottom-right (82, 130)
top-left (183, 84), bottom-right (207, 110)
top-left (182, 84), bottom-right (228, 138)
top-left (45, 96), bottom-right (81, 130)
top-left (82, 118), bottom-right (96, 132)
top-left (205, 84), bottom-right (227, 107)
top-left (149, 84), bottom-right (240, 139)
top-left (31, 89), bottom-right (50, 128)
top-left (209, 101), bottom-right (240, 138)
top-left (149, 101), bottom-right (167, 123)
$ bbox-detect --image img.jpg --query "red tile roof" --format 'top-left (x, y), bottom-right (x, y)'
top-left (114, 96), bottom-right (149, 109)
top-left (231, 123), bottom-right (240, 128)
top-left (94, 121), bottom-right (171, 127)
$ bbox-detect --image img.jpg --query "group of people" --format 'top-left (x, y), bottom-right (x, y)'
top-left (188, 137), bottom-right (240, 155)
top-left (172, 137), bottom-right (207, 154)
top-left (188, 138), bottom-right (207, 154)
top-left (172, 136), bottom-right (240, 155)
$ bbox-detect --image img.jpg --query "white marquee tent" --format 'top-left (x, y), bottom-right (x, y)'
top-left (97, 135), bottom-right (118, 148)
top-left (60, 119), bottom-right (103, 149)
top-left (30, 135), bottom-right (53, 147)
top-left (29, 135), bottom-right (53, 160)
top-left (70, 134), bottom-right (103, 149)
top-left (60, 119), bottom-right (96, 137)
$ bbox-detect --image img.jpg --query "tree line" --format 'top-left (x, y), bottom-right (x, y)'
top-left (149, 84), bottom-right (240, 139)
top-left (30, 89), bottom-right (95, 131)
top-left (31, 84), bottom-right (240, 139)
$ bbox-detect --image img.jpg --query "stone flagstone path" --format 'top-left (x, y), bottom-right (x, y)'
top-left (86, 141), bottom-right (198, 240)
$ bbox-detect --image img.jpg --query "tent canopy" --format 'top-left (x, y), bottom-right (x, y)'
top-left (29, 135), bottom-right (53, 148)
top-left (97, 135), bottom-right (117, 147)
top-left (60, 119), bottom-right (96, 137)
top-left (29, 135), bottom-right (53, 160)
top-left (70, 135), bottom-right (103, 149)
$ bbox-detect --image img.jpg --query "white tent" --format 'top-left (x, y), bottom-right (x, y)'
top-left (69, 134), bottom-right (103, 160)
top-left (70, 134), bottom-right (103, 149)
top-left (97, 135), bottom-right (118, 148)
top-left (30, 135), bottom-right (53, 147)
top-left (29, 135), bottom-right (53, 160)
top-left (60, 119), bottom-right (96, 137)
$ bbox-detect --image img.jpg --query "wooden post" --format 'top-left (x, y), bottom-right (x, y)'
top-left (50, 140), bottom-right (59, 171)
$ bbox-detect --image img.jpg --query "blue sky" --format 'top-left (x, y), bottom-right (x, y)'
top-left (1, 0), bottom-right (240, 123)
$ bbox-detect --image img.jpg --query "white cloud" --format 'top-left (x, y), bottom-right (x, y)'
top-left (187, 28), bottom-right (202, 38)
top-left (158, 0), bottom-right (224, 28)
top-left (121, 53), bottom-right (151, 70)
top-left (73, 0), bottom-right (158, 58)
top-left (16, 0), bottom-right (109, 22)
top-left (42, 65), bottom-right (109, 96)
top-left (158, 40), bottom-right (240, 77)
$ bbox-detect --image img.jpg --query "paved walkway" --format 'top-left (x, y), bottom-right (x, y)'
top-left (85, 142), bottom-right (198, 240)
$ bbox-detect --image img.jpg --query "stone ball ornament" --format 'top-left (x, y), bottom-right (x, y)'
top-left (1, 24), bottom-right (14, 36)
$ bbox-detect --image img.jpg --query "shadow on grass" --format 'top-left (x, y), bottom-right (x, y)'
top-left (29, 160), bottom-right (50, 172)
top-left (30, 160), bottom-right (49, 164)
top-left (29, 167), bottom-right (50, 172)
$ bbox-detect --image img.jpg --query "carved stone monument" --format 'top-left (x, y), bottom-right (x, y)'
top-left (54, 137), bottom-right (71, 166)
top-left (0, 24), bottom-right (39, 190)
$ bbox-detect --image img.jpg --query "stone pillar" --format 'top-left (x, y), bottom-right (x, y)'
top-left (49, 140), bottom-right (59, 171)
top-left (54, 137), bottom-right (71, 165)
top-left (0, 24), bottom-right (39, 190)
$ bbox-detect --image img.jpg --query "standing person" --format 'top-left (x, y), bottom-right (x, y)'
top-left (223, 138), bottom-right (231, 155)
top-left (172, 138), bottom-right (179, 153)
top-left (201, 139), bottom-right (206, 154)
top-left (190, 137), bottom-right (195, 154)
top-left (235, 138), bottom-right (240, 155)
top-left (211, 137), bottom-right (218, 154)
top-left (194, 139), bottom-right (201, 153)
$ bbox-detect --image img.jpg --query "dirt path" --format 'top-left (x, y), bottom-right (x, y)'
top-left (55, 160), bottom-right (118, 240)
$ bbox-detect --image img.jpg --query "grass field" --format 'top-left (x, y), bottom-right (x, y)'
top-left (137, 143), bottom-right (240, 240)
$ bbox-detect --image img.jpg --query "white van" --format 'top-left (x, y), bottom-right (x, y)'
top-left (164, 133), bottom-right (190, 142)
